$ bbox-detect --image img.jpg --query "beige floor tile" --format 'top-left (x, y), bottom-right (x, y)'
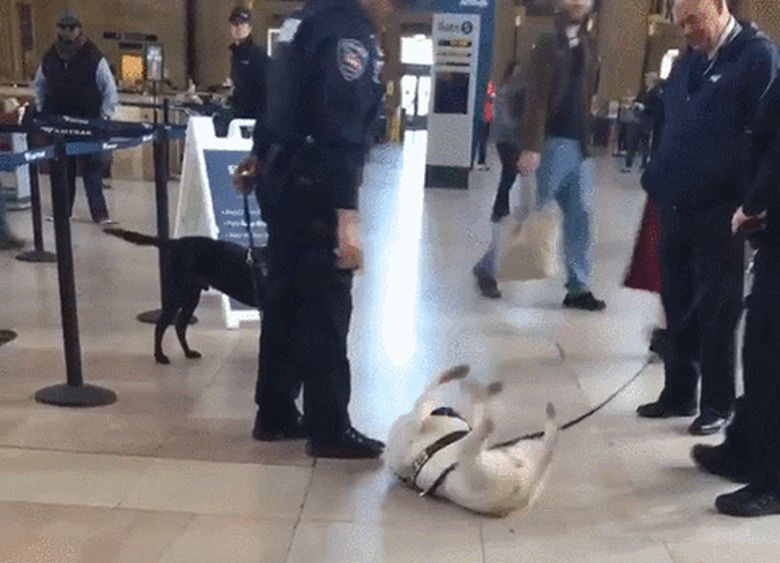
top-left (287, 521), bottom-right (483, 563)
top-left (0, 501), bottom-right (192, 563)
top-left (159, 515), bottom-right (296, 563)
top-left (0, 448), bottom-right (154, 507)
top-left (120, 458), bottom-right (311, 518)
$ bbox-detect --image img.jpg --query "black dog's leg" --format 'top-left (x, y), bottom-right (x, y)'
top-left (155, 304), bottom-right (178, 364)
top-left (176, 290), bottom-right (202, 359)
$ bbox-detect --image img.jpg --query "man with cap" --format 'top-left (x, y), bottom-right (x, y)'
top-left (228, 6), bottom-right (268, 120)
top-left (234, 0), bottom-right (394, 459)
top-left (32, 10), bottom-right (117, 224)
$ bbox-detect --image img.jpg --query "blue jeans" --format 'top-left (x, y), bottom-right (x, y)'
top-left (536, 137), bottom-right (594, 292)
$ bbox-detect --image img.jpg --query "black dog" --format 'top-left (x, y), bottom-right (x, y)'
top-left (104, 228), bottom-right (264, 364)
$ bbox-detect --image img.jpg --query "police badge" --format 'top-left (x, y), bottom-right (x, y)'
top-left (337, 38), bottom-right (369, 81)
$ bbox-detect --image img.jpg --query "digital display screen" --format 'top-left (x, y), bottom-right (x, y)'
top-left (433, 71), bottom-right (469, 114)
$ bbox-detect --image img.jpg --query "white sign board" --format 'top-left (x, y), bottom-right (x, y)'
top-left (174, 117), bottom-right (266, 329)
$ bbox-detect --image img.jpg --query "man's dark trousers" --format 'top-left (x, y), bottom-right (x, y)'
top-left (254, 230), bottom-right (353, 445)
top-left (658, 209), bottom-right (744, 416)
top-left (50, 152), bottom-right (109, 221)
top-left (742, 256), bottom-right (780, 489)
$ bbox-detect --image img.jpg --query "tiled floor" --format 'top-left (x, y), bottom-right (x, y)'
top-left (0, 133), bottom-right (770, 562)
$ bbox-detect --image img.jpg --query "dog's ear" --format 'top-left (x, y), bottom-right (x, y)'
top-left (438, 364), bottom-right (469, 384)
top-left (486, 382), bottom-right (503, 396)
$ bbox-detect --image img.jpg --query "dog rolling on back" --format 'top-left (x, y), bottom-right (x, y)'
top-left (385, 365), bottom-right (558, 516)
top-left (104, 228), bottom-right (264, 364)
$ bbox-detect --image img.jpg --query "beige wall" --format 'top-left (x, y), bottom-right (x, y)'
top-left (596, 0), bottom-right (652, 111)
top-left (742, 0), bottom-right (780, 42)
top-left (18, 0), bottom-right (189, 88)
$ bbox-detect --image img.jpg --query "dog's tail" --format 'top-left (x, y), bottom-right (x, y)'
top-left (512, 403), bottom-right (559, 509)
top-left (103, 227), bottom-right (162, 248)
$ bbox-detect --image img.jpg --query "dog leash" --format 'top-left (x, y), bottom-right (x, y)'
top-left (490, 356), bottom-right (654, 448)
top-left (242, 193), bottom-right (265, 306)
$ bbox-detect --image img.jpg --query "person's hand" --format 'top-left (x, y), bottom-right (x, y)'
top-left (233, 153), bottom-right (260, 195)
top-left (731, 206), bottom-right (763, 234)
top-left (335, 209), bottom-right (363, 270)
top-left (517, 151), bottom-right (541, 176)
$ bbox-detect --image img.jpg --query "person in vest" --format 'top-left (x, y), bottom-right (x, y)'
top-left (32, 10), bottom-right (118, 224)
top-left (228, 6), bottom-right (268, 120)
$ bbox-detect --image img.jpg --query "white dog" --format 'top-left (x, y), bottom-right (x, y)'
top-left (385, 365), bottom-right (558, 516)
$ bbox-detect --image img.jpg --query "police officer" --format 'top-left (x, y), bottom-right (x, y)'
top-left (228, 6), bottom-right (268, 119)
top-left (235, 0), bottom-right (392, 459)
top-left (703, 78), bottom-right (780, 517)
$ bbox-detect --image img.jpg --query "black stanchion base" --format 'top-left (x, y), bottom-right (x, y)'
top-left (16, 249), bottom-right (57, 263)
top-left (0, 329), bottom-right (18, 347)
top-left (137, 309), bottom-right (197, 325)
top-left (35, 383), bottom-right (117, 407)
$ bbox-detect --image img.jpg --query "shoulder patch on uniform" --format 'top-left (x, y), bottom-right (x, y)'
top-left (337, 39), bottom-right (369, 82)
top-left (277, 18), bottom-right (301, 44)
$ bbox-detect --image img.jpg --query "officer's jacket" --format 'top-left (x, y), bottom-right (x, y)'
top-left (252, 0), bottom-right (383, 211)
top-left (230, 36), bottom-right (268, 119)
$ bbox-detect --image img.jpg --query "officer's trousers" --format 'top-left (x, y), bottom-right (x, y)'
top-left (50, 153), bottom-right (109, 222)
top-left (742, 254), bottom-right (780, 489)
top-left (658, 210), bottom-right (743, 415)
top-left (254, 241), bottom-right (353, 445)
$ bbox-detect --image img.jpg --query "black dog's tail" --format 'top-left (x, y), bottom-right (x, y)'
top-left (103, 227), bottom-right (162, 248)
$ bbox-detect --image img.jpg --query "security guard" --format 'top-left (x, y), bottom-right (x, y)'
top-left (235, 0), bottom-right (390, 459)
top-left (711, 78), bottom-right (780, 517)
top-left (228, 6), bottom-right (268, 119)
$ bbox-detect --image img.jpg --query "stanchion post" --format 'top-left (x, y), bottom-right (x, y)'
top-left (35, 136), bottom-right (117, 407)
top-left (16, 160), bottom-right (57, 263)
top-left (138, 99), bottom-right (195, 325)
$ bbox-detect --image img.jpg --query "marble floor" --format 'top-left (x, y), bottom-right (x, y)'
top-left (0, 132), bottom-right (772, 562)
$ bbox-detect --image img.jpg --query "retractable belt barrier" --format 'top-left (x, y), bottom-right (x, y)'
top-left (0, 111), bottom-right (185, 407)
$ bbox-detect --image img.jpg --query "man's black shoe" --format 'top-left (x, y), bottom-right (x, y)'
top-left (307, 427), bottom-right (385, 459)
top-left (649, 327), bottom-right (668, 358)
top-left (252, 419), bottom-right (308, 442)
top-left (716, 485), bottom-right (780, 517)
top-left (691, 444), bottom-right (750, 483)
top-left (562, 291), bottom-right (606, 311)
top-left (636, 400), bottom-right (696, 418)
top-left (472, 265), bottom-right (501, 299)
top-left (688, 410), bottom-right (734, 436)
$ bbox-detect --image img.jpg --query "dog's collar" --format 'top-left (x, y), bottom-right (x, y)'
top-left (403, 430), bottom-right (469, 489)
top-left (421, 462), bottom-right (458, 497)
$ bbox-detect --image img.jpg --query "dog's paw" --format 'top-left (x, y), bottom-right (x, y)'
top-left (438, 364), bottom-right (470, 384)
top-left (486, 382), bottom-right (503, 396)
top-left (155, 355), bottom-right (171, 365)
top-left (185, 350), bottom-right (202, 359)
top-left (546, 402), bottom-right (556, 419)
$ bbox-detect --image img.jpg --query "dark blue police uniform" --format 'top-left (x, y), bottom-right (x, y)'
top-left (230, 36), bottom-right (268, 119)
top-left (250, 0), bottom-right (383, 456)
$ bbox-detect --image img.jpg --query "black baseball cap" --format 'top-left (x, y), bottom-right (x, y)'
top-left (58, 10), bottom-right (81, 27)
top-left (229, 6), bottom-right (251, 24)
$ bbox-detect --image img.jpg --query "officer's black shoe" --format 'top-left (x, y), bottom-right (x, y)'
top-left (562, 291), bottom-right (606, 311)
top-left (252, 417), bottom-right (308, 442)
top-left (691, 444), bottom-right (750, 483)
top-left (688, 409), bottom-right (734, 436)
top-left (636, 400), bottom-right (696, 418)
top-left (472, 265), bottom-right (501, 299)
top-left (716, 485), bottom-right (780, 517)
top-left (307, 427), bottom-right (385, 459)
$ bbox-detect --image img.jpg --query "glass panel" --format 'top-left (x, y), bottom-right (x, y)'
top-left (401, 75), bottom-right (418, 118)
top-left (401, 35), bottom-right (433, 66)
top-left (417, 76), bottom-right (431, 117)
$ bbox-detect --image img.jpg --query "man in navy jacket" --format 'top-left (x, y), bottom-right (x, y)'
top-left (637, 0), bottom-right (779, 436)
